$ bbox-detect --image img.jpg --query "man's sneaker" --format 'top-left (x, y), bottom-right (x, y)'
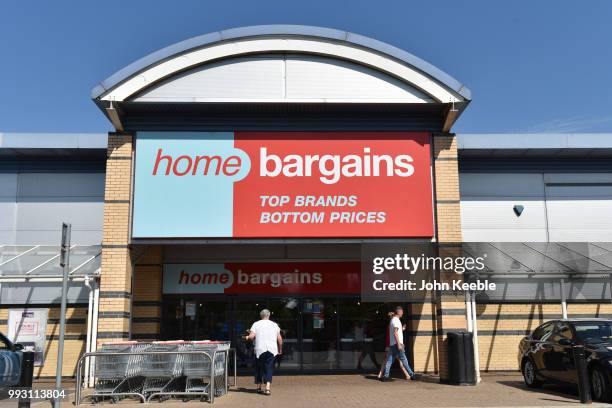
top-left (409, 374), bottom-right (418, 381)
top-left (379, 377), bottom-right (392, 382)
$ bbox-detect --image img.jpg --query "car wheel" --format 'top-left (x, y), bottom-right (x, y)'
top-left (591, 366), bottom-right (611, 402)
top-left (522, 359), bottom-right (542, 388)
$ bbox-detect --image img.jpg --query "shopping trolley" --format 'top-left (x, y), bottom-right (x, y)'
top-left (181, 341), bottom-right (230, 401)
top-left (93, 341), bottom-right (149, 403)
top-left (182, 341), bottom-right (213, 401)
top-left (211, 342), bottom-right (230, 398)
top-left (141, 341), bottom-right (186, 401)
top-left (75, 339), bottom-right (235, 405)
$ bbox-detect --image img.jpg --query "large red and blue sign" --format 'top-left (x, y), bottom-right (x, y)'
top-left (133, 132), bottom-right (433, 238)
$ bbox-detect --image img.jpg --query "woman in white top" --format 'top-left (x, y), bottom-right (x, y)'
top-left (244, 309), bottom-right (283, 395)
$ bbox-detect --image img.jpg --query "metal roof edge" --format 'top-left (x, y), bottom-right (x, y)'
top-left (457, 133), bottom-right (612, 150)
top-left (0, 133), bottom-right (108, 149)
top-left (91, 24), bottom-right (471, 101)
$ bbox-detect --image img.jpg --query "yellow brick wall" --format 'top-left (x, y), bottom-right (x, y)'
top-left (475, 303), bottom-right (612, 371)
top-left (433, 134), bottom-right (462, 243)
top-left (0, 306), bottom-right (88, 377)
top-left (432, 133), bottom-right (466, 380)
top-left (132, 246), bottom-right (163, 341)
top-left (435, 300), bottom-right (467, 379)
top-left (409, 303), bottom-right (439, 373)
top-left (98, 132), bottom-right (134, 345)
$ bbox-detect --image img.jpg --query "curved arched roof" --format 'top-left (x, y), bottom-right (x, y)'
top-left (91, 25), bottom-right (471, 104)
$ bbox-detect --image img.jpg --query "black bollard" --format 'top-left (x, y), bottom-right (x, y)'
top-left (18, 351), bottom-right (35, 408)
top-left (573, 345), bottom-right (592, 404)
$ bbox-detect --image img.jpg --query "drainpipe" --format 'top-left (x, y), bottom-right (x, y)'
top-left (560, 279), bottom-right (568, 319)
top-left (465, 291), bottom-right (473, 333)
top-left (83, 276), bottom-right (94, 388)
top-left (88, 279), bottom-right (100, 387)
top-left (470, 292), bottom-right (481, 383)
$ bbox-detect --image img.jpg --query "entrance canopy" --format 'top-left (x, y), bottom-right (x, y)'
top-left (465, 242), bottom-right (612, 276)
top-left (463, 242), bottom-right (612, 302)
top-left (0, 245), bottom-right (100, 282)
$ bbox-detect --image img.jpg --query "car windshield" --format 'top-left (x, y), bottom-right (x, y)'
top-left (574, 322), bottom-right (612, 344)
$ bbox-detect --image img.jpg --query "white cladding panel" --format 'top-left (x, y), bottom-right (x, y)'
top-left (134, 54), bottom-right (431, 102)
top-left (15, 202), bottom-right (104, 243)
top-left (17, 173), bottom-right (105, 197)
top-left (545, 184), bottom-right (612, 241)
top-left (284, 55), bottom-right (431, 101)
top-left (135, 56), bottom-right (284, 101)
top-left (461, 173), bottom-right (612, 242)
top-left (0, 174), bottom-right (18, 241)
top-left (460, 201), bottom-right (548, 242)
top-left (460, 174), bottom-right (547, 242)
top-left (0, 173), bottom-right (104, 245)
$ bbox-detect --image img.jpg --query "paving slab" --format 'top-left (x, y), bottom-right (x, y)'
top-left (1, 373), bottom-right (609, 408)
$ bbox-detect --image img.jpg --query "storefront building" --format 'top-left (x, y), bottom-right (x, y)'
top-left (92, 25), bottom-right (471, 379)
top-left (1, 25), bottom-right (611, 379)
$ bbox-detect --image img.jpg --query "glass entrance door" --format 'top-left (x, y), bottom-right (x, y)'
top-left (162, 298), bottom-right (183, 340)
top-left (195, 301), bottom-right (230, 340)
top-left (161, 298), bottom-right (199, 340)
top-left (269, 298), bottom-right (300, 370)
top-left (161, 296), bottom-right (407, 372)
top-left (161, 298), bottom-right (229, 341)
top-left (301, 298), bottom-right (338, 369)
top-left (338, 300), bottom-right (387, 370)
top-left (233, 299), bottom-right (266, 369)
top-left (232, 298), bottom-right (301, 370)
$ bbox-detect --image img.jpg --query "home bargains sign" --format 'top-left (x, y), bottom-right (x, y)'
top-left (163, 263), bottom-right (360, 294)
top-left (133, 132), bottom-right (433, 238)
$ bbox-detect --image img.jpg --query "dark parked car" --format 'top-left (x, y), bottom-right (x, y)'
top-left (519, 319), bottom-right (612, 402)
top-left (0, 332), bottom-right (23, 388)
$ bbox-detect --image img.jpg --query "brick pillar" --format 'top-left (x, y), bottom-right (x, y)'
top-left (97, 132), bottom-right (134, 346)
top-left (432, 133), bottom-right (467, 381)
top-left (433, 134), bottom-right (462, 243)
top-left (132, 246), bottom-right (163, 341)
top-left (409, 302), bottom-right (438, 373)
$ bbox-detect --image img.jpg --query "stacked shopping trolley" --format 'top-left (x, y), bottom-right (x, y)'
top-left (79, 340), bottom-right (233, 404)
top-left (92, 341), bottom-right (148, 403)
top-left (141, 341), bottom-right (187, 401)
top-left (183, 341), bottom-right (230, 401)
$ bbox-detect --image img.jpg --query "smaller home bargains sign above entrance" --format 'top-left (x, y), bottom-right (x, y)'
top-left (133, 132), bottom-right (433, 238)
top-left (163, 263), bottom-right (360, 294)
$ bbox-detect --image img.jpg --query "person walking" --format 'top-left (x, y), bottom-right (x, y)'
top-left (244, 309), bottom-right (283, 395)
top-left (377, 312), bottom-right (411, 379)
top-left (380, 306), bottom-right (416, 382)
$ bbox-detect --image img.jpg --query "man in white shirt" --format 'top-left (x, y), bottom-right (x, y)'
top-left (244, 309), bottom-right (283, 395)
top-left (381, 306), bottom-right (416, 381)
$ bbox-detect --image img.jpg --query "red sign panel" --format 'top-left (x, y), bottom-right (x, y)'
top-left (163, 263), bottom-right (361, 294)
top-left (233, 132), bottom-right (433, 237)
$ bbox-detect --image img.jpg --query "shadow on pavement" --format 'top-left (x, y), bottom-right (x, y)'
top-left (498, 380), bottom-right (581, 404)
top-left (362, 373), bottom-right (439, 384)
top-left (412, 373), bottom-right (439, 384)
top-left (234, 387), bottom-right (263, 394)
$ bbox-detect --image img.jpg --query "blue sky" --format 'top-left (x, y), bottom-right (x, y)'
top-left (1, 1), bottom-right (611, 133)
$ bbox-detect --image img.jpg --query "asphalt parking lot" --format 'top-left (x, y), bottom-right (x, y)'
top-left (2, 372), bottom-right (609, 408)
